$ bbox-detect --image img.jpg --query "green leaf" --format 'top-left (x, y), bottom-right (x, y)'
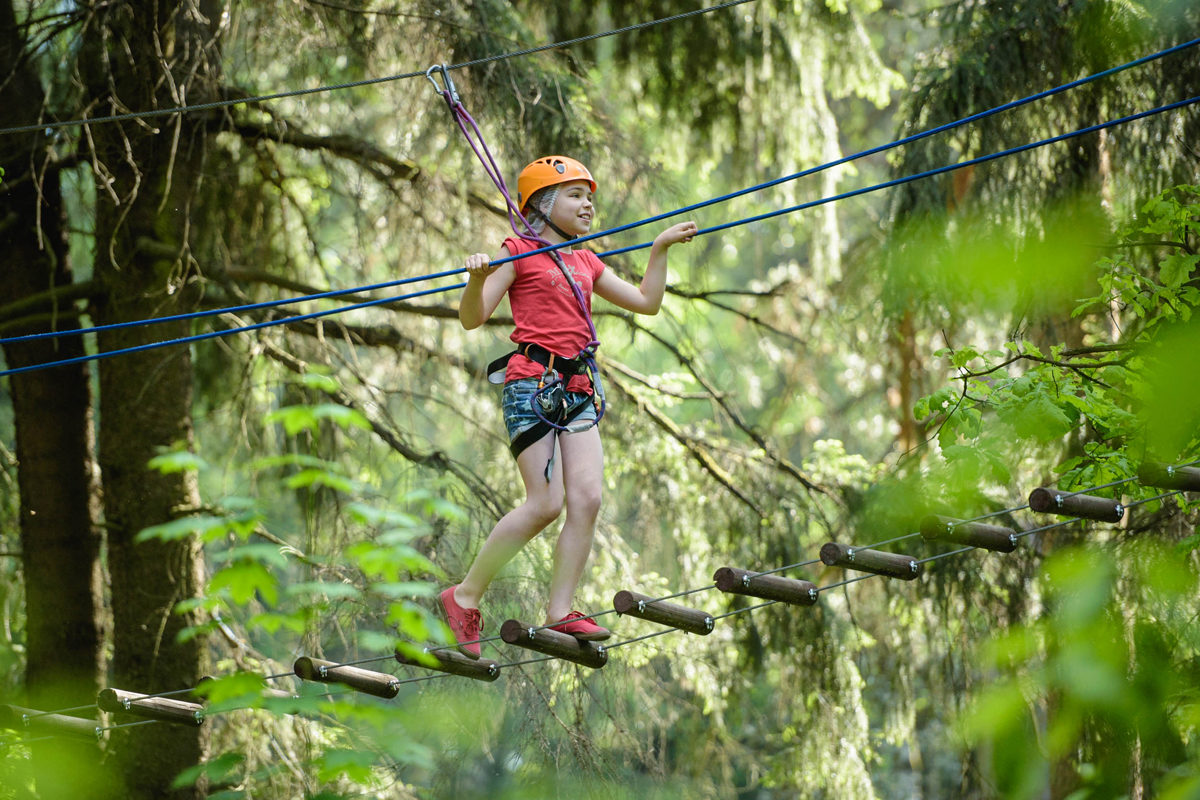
top-left (171, 752), bottom-right (245, 790)
top-left (251, 453), bottom-right (334, 472)
top-left (284, 468), bottom-right (357, 493)
top-left (266, 403), bottom-right (371, 435)
top-left (315, 749), bottom-right (379, 784)
top-left (951, 346), bottom-right (980, 369)
top-left (299, 372), bottom-right (340, 394)
top-left (1160, 253), bottom-right (1200, 288)
top-left (284, 581), bottom-right (362, 601)
top-left (210, 561), bottom-right (279, 606)
top-left (148, 450), bottom-right (207, 474)
top-left (246, 610), bottom-right (309, 635)
top-left (137, 515), bottom-right (232, 543)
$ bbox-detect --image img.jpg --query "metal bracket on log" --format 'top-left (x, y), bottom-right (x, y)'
top-left (1028, 487), bottom-right (1124, 522)
top-left (1137, 462), bottom-right (1200, 492)
top-left (293, 657), bottom-right (399, 699)
top-left (819, 543), bottom-right (921, 580)
top-left (498, 619), bottom-right (608, 669)
top-left (97, 688), bottom-right (204, 726)
top-left (712, 567), bottom-right (818, 605)
top-left (612, 590), bottom-right (714, 635)
top-left (395, 646), bottom-right (501, 682)
top-left (0, 704), bottom-right (101, 740)
top-left (919, 515), bottom-right (1017, 553)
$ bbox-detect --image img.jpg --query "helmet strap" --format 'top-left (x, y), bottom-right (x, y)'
top-left (545, 218), bottom-right (578, 242)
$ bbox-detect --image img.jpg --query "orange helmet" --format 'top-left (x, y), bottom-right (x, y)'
top-left (516, 156), bottom-right (596, 213)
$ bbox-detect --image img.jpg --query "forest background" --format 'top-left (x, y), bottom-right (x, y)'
top-left (1, 0), bottom-right (1199, 798)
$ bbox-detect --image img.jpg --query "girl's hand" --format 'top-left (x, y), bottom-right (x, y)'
top-left (464, 252), bottom-right (498, 279)
top-left (654, 221), bottom-right (698, 248)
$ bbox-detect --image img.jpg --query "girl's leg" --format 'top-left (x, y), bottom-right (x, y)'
top-left (455, 432), bottom-right (565, 608)
top-left (544, 426), bottom-right (604, 622)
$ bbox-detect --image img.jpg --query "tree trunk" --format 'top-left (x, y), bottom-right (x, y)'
top-left (81, 2), bottom-right (224, 796)
top-left (0, 2), bottom-right (116, 795)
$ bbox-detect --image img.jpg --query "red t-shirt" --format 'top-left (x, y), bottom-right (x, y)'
top-left (502, 236), bottom-right (606, 393)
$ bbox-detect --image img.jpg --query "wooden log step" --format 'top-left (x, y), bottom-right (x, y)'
top-left (712, 567), bottom-right (818, 605)
top-left (499, 619), bottom-right (608, 669)
top-left (97, 688), bottom-right (204, 726)
top-left (920, 515), bottom-right (1017, 553)
top-left (293, 657), bottom-right (399, 699)
top-left (819, 543), bottom-right (921, 580)
top-left (395, 646), bottom-right (501, 682)
top-left (612, 590), bottom-right (714, 635)
top-left (0, 704), bottom-right (101, 739)
top-left (1028, 487), bottom-right (1124, 523)
top-left (1137, 462), bottom-right (1200, 492)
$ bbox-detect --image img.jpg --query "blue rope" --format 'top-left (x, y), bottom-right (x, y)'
top-left (601, 93), bottom-right (1200, 258)
top-left (3, 92), bottom-right (1195, 380)
top-left (0, 282), bottom-right (465, 378)
top-left (4, 36), bottom-right (1195, 349)
top-left (0, 268), bottom-right (466, 346)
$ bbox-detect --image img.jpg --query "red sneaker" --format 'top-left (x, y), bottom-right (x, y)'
top-left (440, 585), bottom-right (483, 659)
top-left (547, 611), bottom-right (611, 641)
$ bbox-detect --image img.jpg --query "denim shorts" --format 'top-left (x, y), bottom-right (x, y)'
top-left (502, 378), bottom-right (598, 442)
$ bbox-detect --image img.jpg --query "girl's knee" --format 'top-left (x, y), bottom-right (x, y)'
top-left (568, 487), bottom-right (602, 522)
top-left (525, 494), bottom-right (564, 530)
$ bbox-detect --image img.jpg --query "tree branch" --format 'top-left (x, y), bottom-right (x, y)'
top-left (605, 369), bottom-right (763, 515)
top-left (0, 279), bottom-right (97, 328)
top-left (610, 314), bottom-right (826, 494)
top-left (230, 118), bottom-right (419, 183)
top-left (259, 342), bottom-right (509, 521)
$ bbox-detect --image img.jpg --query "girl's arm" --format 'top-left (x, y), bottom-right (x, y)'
top-left (459, 245), bottom-right (515, 330)
top-left (594, 221), bottom-right (696, 315)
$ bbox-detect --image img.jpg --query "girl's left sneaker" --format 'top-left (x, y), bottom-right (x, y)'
top-left (547, 611), bottom-right (611, 641)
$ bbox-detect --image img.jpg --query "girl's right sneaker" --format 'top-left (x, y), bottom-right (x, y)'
top-left (440, 585), bottom-right (483, 659)
top-left (547, 611), bottom-right (611, 641)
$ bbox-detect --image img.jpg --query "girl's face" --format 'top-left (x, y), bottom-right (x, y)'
top-left (549, 180), bottom-right (594, 237)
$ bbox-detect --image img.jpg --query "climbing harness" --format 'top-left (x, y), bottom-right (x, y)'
top-left (428, 65), bottom-right (607, 478)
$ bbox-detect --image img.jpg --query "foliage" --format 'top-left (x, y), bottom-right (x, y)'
top-left (960, 543), bottom-right (1200, 799)
top-left (906, 184), bottom-right (1200, 795)
top-left (136, 372), bottom-right (459, 798)
top-left (2, 1), bottom-right (1199, 798)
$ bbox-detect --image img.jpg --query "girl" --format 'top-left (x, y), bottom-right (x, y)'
top-left (442, 155), bottom-right (697, 658)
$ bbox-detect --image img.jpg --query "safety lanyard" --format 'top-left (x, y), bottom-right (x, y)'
top-left (427, 65), bottom-right (606, 433)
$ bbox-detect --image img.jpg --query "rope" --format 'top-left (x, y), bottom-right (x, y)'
top-left (5, 92), bottom-right (1197, 380)
top-left (0, 279), bottom-right (464, 379)
top-left (5, 36), bottom-right (1196, 350)
top-left (434, 77), bottom-right (609, 432)
top-left (0, 1), bottom-right (757, 138)
top-left (0, 268), bottom-right (465, 346)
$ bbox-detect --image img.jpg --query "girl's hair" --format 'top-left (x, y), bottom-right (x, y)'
top-left (523, 186), bottom-right (560, 236)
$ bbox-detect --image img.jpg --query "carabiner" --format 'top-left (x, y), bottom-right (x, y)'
top-left (425, 64), bottom-right (460, 105)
